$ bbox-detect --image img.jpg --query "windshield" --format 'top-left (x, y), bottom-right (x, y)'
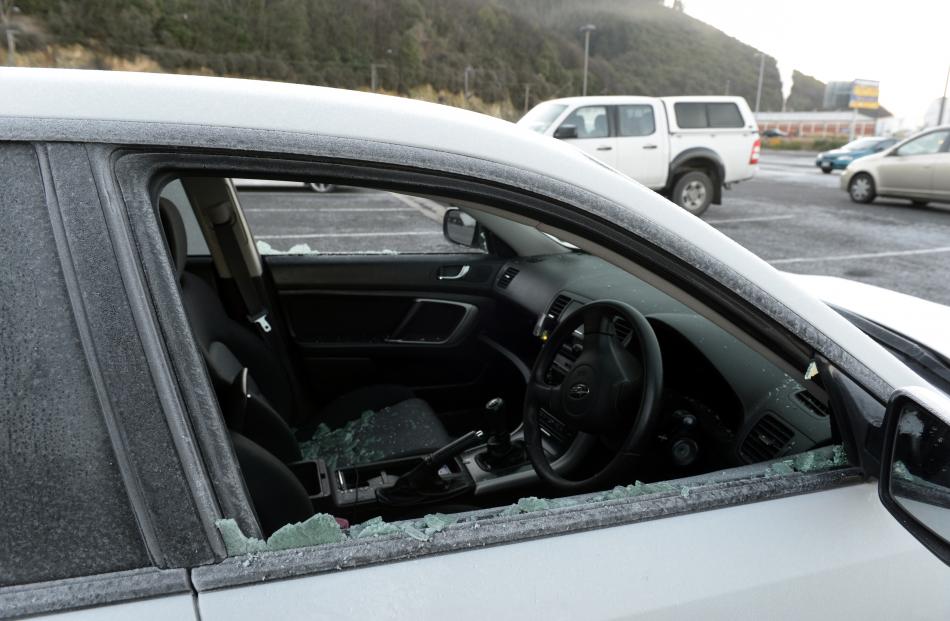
top-left (518, 103), bottom-right (567, 134)
top-left (843, 138), bottom-right (881, 151)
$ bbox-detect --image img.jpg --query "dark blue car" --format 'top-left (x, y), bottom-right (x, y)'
top-left (816, 136), bottom-right (897, 173)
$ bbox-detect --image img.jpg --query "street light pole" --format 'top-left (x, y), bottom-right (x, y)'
top-left (754, 52), bottom-right (766, 114)
top-left (938, 64), bottom-right (950, 126)
top-left (580, 24), bottom-right (596, 97)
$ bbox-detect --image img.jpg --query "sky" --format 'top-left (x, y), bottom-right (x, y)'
top-left (681, 0), bottom-right (949, 127)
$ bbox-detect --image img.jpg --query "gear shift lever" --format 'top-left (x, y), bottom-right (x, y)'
top-left (476, 397), bottom-right (526, 472)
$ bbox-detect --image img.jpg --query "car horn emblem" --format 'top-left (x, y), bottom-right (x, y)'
top-left (568, 383), bottom-right (591, 399)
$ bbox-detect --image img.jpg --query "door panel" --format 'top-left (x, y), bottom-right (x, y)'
top-left (613, 103), bottom-right (669, 189)
top-left (876, 154), bottom-right (937, 195)
top-left (196, 484), bottom-right (950, 620)
top-left (265, 254), bottom-right (504, 410)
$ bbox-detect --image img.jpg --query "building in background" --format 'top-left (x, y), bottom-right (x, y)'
top-left (755, 111), bottom-right (883, 138)
top-left (822, 81), bottom-right (853, 110)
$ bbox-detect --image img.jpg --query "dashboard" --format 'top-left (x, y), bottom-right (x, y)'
top-left (492, 252), bottom-right (832, 475)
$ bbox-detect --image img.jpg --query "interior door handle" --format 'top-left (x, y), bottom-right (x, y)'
top-left (596, 146), bottom-right (613, 151)
top-left (438, 265), bottom-right (470, 280)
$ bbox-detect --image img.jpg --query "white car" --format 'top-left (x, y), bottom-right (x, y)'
top-left (842, 125), bottom-right (950, 206)
top-left (1, 68), bottom-right (949, 621)
top-left (519, 95), bottom-right (760, 215)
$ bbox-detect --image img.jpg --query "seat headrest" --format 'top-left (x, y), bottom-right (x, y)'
top-left (158, 197), bottom-right (187, 279)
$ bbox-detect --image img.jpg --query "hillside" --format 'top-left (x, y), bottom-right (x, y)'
top-left (13, 0), bottom-right (784, 119)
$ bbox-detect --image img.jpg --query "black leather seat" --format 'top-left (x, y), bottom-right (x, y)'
top-left (158, 198), bottom-right (452, 470)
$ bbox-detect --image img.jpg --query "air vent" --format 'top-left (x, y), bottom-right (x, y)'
top-left (547, 294), bottom-right (572, 320)
top-left (795, 390), bottom-right (830, 417)
top-left (740, 414), bottom-right (794, 463)
top-left (613, 317), bottom-right (632, 343)
top-left (497, 266), bottom-right (519, 289)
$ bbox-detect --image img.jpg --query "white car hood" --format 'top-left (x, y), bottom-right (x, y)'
top-left (786, 273), bottom-right (950, 360)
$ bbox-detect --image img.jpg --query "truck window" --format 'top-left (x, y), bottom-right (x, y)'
top-left (618, 105), bottom-right (656, 137)
top-left (674, 102), bottom-right (745, 129)
top-left (561, 106), bottom-right (609, 139)
top-left (674, 102), bottom-right (708, 129)
top-left (707, 102), bottom-right (745, 128)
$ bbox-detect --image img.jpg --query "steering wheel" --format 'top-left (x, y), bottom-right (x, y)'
top-left (524, 300), bottom-right (664, 492)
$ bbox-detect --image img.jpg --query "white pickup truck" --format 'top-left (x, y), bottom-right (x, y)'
top-left (519, 96), bottom-right (760, 215)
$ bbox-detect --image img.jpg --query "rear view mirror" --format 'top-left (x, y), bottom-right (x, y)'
top-left (554, 124), bottom-right (578, 139)
top-left (443, 208), bottom-right (480, 247)
top-left (880, 387), bottom-right (950, 565)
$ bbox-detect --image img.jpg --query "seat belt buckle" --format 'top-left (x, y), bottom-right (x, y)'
top-left (248, 311), bottom-right (272, 333)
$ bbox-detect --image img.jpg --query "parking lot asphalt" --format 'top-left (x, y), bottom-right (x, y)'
top-left (711, 151), bottom-right (950, 305)
top-left (238, 151), bottom-right (950, 306)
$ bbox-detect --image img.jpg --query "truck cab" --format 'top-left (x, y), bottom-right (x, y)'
top-left (519, 95), bottom-right (760, 215)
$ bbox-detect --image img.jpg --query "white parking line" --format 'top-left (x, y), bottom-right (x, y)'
top-left (244, 207), bottom-right (416, 213)
top-left (705, 215), bottom-right (796, 224)
top-left (258, 231), bottom-right (444, 240)
top-left (388, 192), bottom-right (448, 223)
top-left (770, 246), bottom-right (950, 265)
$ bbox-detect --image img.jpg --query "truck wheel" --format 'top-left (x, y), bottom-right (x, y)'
top-left (673, 171), bottom-right (713, 216)
top-left (848, 173), bottom-right (875, 204)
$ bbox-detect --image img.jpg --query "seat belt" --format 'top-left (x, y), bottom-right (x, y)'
top-left (211, 213), bottom-right (315, 422)
top-left (213, 216), bottom-right (272, 334)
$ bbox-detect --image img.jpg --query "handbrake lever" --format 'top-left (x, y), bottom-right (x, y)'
top-left (422, 430), bottom-right (484, 471)
top-left (376, 430), bottom-right (484, 506)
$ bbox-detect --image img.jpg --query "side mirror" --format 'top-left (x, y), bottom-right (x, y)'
top-left (443, 208), bottom-right (480, 247)
top-left (880, 386), bottom-right (950, 566)
top-left (554, 124), bottom-right (579, 140)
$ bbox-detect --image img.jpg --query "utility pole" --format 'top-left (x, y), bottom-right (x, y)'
top-left (580, 24), bottom-right (596, 97)
top-left (464, 65), bottom-right (475, 102)
top-left (523, 83), bottom-right (531, 115)
top-left (939, 64), bottom-right (950, 126)
top-left (754, 52), bottom-right (766, 113)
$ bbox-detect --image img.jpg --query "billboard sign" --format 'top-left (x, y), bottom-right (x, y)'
top-left (850, 79), bottom-right (880, 110)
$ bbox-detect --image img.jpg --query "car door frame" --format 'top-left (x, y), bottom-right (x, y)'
top-left (0, 142), bottom-right (223, 620)
top-left (97, 131), bottom-right (946, 613)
